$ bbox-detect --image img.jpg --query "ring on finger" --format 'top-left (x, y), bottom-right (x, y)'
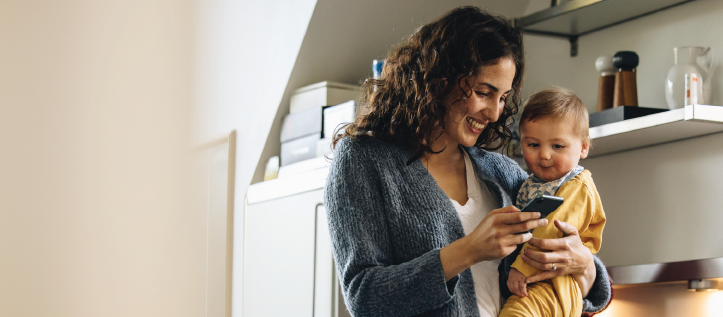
top-left (551, 263), bottom-right (557, 271)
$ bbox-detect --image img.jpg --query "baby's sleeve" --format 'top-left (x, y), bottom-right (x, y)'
top-left (510, 175), bottom-right (606, 277)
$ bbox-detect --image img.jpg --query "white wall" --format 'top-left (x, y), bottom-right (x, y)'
top-left (522, 1), bottom-right (723, 315)
top-left (523, 0), bottom-right (723, 263)
top-left (191, 0), bottom-right (317, 315)
top-left (0, 1), bottom-right (202, 316)
top-left (250, 0), bottom-right (532, 184)
top-left (522, 0), bottom-right (722, 109)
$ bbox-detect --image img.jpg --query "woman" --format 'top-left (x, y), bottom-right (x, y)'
top-left (324, 6), bottom-right (611, 317)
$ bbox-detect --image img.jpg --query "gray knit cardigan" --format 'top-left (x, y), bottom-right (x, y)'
top-left (324, 137), bottom-right (611, 317)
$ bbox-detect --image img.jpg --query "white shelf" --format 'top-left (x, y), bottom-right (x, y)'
top-left (588, 104), bottom-right (723, 157)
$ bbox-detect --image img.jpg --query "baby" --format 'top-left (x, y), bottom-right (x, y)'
top-left (499, 87), bottom-right (607, 317)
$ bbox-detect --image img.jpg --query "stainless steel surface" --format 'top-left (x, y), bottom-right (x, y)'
top-left (515, 0), bottom-right (695, 37)
top-left (588, 104), bottom-right (723, 157)
top-left (607, 257), bottom-right (723, 285)
top-left (688, 279), bottom-right (720, 291)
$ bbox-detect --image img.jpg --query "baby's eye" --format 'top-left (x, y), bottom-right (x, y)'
top-left (553, 144), bottom-right (565, 149)
top-left (527, 143), bottom-right (539, 148)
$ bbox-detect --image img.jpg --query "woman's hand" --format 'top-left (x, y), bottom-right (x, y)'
top-left (440, 206), bottom-right (548, 281)
top-left (521, 219), bottom-right (596, 298)
top-left (467, 206), bottom-right (548, 262)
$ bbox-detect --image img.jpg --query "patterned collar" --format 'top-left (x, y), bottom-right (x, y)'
top-left (515, 165), bottom-right (585, 211)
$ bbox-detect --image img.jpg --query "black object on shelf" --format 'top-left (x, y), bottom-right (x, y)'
top-left (589, 106), bottom-right (667, 128)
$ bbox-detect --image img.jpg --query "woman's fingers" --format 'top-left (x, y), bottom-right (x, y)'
top-left (488, 205), bottom-right (521, 215)
top-left (554, 219), bottom-right (579, 236)
top-left (510, 218), bottom-right (548, 235)
top-left (521, 219), bottom-right (594, 284)
top-left (526, 220), bottom-right (579, 251)
top-left (523, 249), bottom-right (567, 269)
top-left (524, 269), bottom-right (556, 284)
top-left (468, 207), bottom-right (548, 261)
top-left (520, 252), bottom-right (565, 283)
top-left (496, 211), bottom-right (548, 236)
top-left (498, 210), bottom-right (540, 224)
top-left (501, 231), bottom-right (533, 250)
top-left (520, 251), bottom-right (551, 270)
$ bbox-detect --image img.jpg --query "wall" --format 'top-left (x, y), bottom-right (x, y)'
top-left (523, 0), bottom-right (723, 264)
top-left (522, 0), bottom-right (723, 109)
top-left (0, 1), bottom-right (202, 316)
top-left (191, 0), bottom-right (317, 315)
top-left (522, 0), bottom-right (723, 315)
top-left (250, 0), bottom-right (533, 185)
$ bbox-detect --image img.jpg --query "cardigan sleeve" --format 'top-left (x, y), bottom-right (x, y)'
top-left (323, 139), bottom-right (459, 317)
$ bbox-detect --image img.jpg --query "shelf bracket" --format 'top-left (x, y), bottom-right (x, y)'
top-left (569, 36), bottom-right (578, 57)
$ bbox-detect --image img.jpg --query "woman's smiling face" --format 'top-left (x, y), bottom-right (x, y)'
top-left (441, 57), bottom-right (516, 149)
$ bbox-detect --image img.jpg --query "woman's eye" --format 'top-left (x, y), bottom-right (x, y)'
top-left (500, 95), bottom-right (508, 103)
top-left (475, 91), bottom-right (487, 97)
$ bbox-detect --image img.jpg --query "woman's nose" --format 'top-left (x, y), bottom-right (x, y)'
top-left (481, 99), bottom-right (504, 122)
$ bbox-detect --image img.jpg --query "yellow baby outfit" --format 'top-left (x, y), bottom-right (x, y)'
top-left (499, 168), bottom-right (606, 317)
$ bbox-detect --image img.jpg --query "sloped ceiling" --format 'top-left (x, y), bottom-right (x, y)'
top-left (252, 0), bottom-right (532, 183)
top-left (293, 0), bottom-right (532, 88)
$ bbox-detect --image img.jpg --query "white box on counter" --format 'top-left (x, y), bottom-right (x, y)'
top-left (280, 106), bottom-right (322, 143)
top-left (290, 81), bottom-right (361, 114)
top-left (323, 100), bottom-right (355, 139)
top-left (280, 133), bottom-right (320, 166)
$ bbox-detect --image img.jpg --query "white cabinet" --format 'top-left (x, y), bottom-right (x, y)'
top-left (244, 168), bottom-right (349, 317)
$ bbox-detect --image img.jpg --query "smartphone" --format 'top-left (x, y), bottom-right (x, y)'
top-left (520, 195), bottom-right (564, 217)
top-left (518, 195), bottom-right (564, 234)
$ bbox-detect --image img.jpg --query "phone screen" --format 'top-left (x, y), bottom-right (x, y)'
top-left (520, 195), bottom-right (564, 217)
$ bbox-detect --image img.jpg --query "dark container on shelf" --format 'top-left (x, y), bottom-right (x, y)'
top-left (589, 106), bottom-right (668, 128)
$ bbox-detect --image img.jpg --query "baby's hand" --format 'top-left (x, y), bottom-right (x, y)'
top-left (507, 268), bottom-right (528, 298)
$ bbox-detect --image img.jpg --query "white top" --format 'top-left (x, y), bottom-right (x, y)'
top-left (449, 151), bottom-right (502, 317)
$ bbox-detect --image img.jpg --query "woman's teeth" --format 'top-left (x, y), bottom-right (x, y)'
top-left (466, 117), bottom-right (486, 130)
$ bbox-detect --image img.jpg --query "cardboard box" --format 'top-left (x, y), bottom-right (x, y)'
top-left (290, 81), bottom-right (361, 114)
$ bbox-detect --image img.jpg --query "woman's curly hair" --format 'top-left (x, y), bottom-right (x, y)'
top-left (332, 6), bottom-right (525, 164)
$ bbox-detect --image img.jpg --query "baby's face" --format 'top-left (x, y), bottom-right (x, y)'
top-left (520, 116), bottom-right (589, 182)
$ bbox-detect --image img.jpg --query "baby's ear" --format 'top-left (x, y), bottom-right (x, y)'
top-left (580, 139), bottom-right (590, 159)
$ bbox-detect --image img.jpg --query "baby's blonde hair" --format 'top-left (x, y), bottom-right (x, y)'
top-left (519, 87), bottom-right (589, 143)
